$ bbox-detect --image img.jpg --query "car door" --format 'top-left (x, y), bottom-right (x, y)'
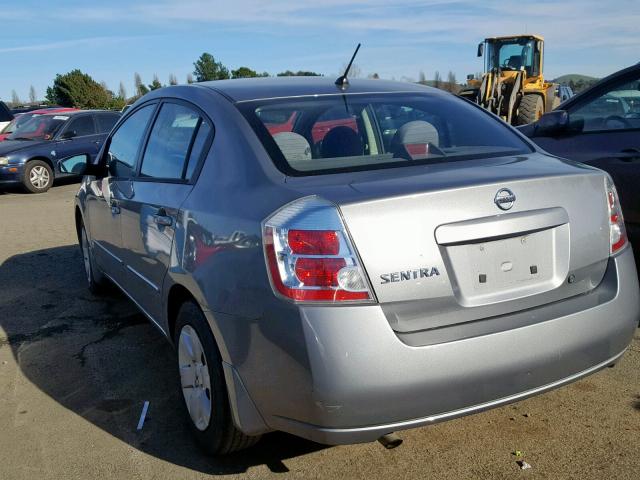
top-left (118, 100), bottom-right (213, 321)
top-left (54, 114), bottom-right (102, 176)
top-left (85, 103), bottom-right (157, 286)
top-left (531, 68), bottom-right (640, 259)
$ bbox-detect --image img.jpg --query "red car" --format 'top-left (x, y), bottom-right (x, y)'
top-left (0, 107), bottom-right (78, 141)
top-left (263, 109), bottom-right (358, 145)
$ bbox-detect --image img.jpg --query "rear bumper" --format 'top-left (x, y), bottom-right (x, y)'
top-left (229, 247), bottom-right (639, 445)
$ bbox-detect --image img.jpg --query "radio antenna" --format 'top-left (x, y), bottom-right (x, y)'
top-left (335, 43), bottom-right (361, 90)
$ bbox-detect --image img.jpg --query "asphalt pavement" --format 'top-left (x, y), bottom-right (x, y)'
top-left (0, 183), bottom-right (639, 479)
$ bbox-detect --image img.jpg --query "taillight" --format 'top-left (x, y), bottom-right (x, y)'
top-left (262, 196), bottom-right (374, 303)
top-left (606, 177), bottom-right (627, 255)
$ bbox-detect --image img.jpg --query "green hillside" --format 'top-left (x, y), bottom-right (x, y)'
top-left (551, 74), bottom-right (599, 84)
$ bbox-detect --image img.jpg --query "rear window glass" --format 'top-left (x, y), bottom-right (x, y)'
top-left (240, 93), bottom-right (532, 175)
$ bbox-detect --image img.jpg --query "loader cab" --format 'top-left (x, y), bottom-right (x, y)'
top-left (479, 36), bottom-right (544, 79)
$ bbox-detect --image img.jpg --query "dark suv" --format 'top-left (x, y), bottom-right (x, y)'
top-left (0, 110), bottom-right (120, 192)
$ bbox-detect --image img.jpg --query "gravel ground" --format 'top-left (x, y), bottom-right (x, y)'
top-left (0, 183), bottom-right (639, 480)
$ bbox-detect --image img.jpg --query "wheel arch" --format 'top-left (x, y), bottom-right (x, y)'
top-left (25, 156), bottom-right (55, 172)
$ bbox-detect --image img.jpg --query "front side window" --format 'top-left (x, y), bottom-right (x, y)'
top-left (570, 75), bottom-right (640, 132)
top-left (65, 116), bottom-right (96, 137)
top-left (140, 103), bottom-right (206, 180)
top-left (107, 104), bottom-right (155, 178)
top-left (241, 93), bottom-right (532, 175)
top-left (487, 38), bottom-right (538, 76)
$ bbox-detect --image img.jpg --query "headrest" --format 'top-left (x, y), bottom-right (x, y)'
top-left (273, 132), bottom-right (312, 163)
top-left (320, 126), bottom-right (363, 158)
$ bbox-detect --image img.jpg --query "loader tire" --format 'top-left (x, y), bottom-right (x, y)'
top-left (517, 94), bottom-right (544, 125)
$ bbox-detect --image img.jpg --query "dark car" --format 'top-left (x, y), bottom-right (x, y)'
top-left (519, 63), bottom-right (640, 264)
top-left (0, 101), bottom-right (14, 131)
top-left (0, 110), bottom-right (120, 192)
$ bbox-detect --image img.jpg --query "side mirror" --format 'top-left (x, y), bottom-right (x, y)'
top-left (61, 130), bottom-right (77, 140)
top-left (58, 154), bottom-right (89, 175)
top-left (477, 42), bottom-right (484, 57)
top-left (533, 110), bottom-right (570, 136)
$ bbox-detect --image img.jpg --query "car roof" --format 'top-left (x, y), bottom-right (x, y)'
top-left (36, 109), bottom-right (119, 117)
top-left (199, 77), bottom-right (439, 103)
top-left (28, 107), bottom-right (79, 115)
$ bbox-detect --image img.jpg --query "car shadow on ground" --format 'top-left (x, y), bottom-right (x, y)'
top-left (0, 177), bottom-right (80, 195)
top-left (0, 245), bottom-right (327, 474)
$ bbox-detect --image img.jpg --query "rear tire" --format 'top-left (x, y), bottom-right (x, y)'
top-left (517, 94), bottom-right (544, 125)
top-left (80, 224), bottom-right (108, 294)
top-left (23, 160), bottom-right (53, 193)
top-left (174, 301), bottom-right (260, 455)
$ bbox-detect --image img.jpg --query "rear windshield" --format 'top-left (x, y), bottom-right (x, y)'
top-left (239, 93), bottom-right (533, 175)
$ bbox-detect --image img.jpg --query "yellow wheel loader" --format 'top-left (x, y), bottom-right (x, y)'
top-left (459, 35), bottom-right (560, 125)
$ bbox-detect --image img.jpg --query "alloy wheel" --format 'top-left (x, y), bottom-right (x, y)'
top-left (29, 165), bottom-right (50, 189)
top-left (178, 325), bottom-right (212, 431)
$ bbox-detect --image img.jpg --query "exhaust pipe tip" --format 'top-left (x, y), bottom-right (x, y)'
top-left (378, 433), bottom-right (403, 449)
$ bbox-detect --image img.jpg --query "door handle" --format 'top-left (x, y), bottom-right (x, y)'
top-left (153, 209), bottom-right (173, 227)
top-left (110, 199), bottom-right (120, 215)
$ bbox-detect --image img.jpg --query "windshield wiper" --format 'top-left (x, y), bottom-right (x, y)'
top-left (11, 136), bottom-right (34, 141)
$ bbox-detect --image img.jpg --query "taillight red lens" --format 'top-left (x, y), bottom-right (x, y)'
top-left (606, 178), bottom-right (627, 255)
top-left (288, 230), bottom-right (339, 255)
top-left (263, 197), bottom-right (374, 303)
top-left (295, 257), bottom-right (346, 287)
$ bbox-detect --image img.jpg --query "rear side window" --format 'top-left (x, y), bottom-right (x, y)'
top-left (107, 104), bottom-right (155, 178)
top-left (240, 93), bottom-right (532, 175)
top-left (96, 113), bottom-right (120, 133)
top-left (140, 103), bottom-right (207, 180)
top-left (66, 116), bottom-right (96, 137)
top-left (185, 120), bottom-right (212, 179)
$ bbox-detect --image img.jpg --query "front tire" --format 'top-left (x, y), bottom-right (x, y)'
top-left (517, 94), bottom-right (544, 125)
top-left (23, 160), bottom-right (53, 193)
top-left (175, 301), bottom-right (260, 455)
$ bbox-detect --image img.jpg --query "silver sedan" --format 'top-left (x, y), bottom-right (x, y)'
top-left (73, 77), bottom-right (639, 455)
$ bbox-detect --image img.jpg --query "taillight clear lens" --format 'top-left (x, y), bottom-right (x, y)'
top-left (606, 177), bottom-right (627, 255)
top-left (263, 196), bottom-right (374, 303)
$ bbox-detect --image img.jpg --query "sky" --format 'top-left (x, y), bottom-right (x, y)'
top-left (1, 0), bottom-right (638, 102)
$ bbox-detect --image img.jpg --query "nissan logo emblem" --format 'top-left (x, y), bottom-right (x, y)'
top-left (494, 188), bottom-right (516, 210)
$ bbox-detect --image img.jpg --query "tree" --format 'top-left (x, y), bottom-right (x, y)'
top-left (418, 71), bottom-right (426, 84)
top-left (193, 52), bottom-right (230, 82)
top-left (186, 73), bottom-right (194, 84)
top-left (446, 71), bottom-right (458, 93)
top-left (45, 69), bottom-right (115, 109)
top-left (134, 72), bottom-right (148, 97)
top-left (148, 74), bottom-right (163, 91)
top-left (29, 85), bottom-right (37, 103)
top-left (433, 71), bottom-right (442, 89)
top-left (277, 70), bottom-right (322, 77)
top-left (118, 82), bottom-right (127, 100)
top-left (231, 67), bottom-right (269, 79)
top-left (168, 74), bottom-right (178, 86)
top-left (11, 90), bottom-right (20, 105)
top-left (368, 73), bottom-right (380, 79)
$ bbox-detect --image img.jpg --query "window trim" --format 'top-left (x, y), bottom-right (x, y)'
top-left (133, 97), bottom-right (214, 185)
